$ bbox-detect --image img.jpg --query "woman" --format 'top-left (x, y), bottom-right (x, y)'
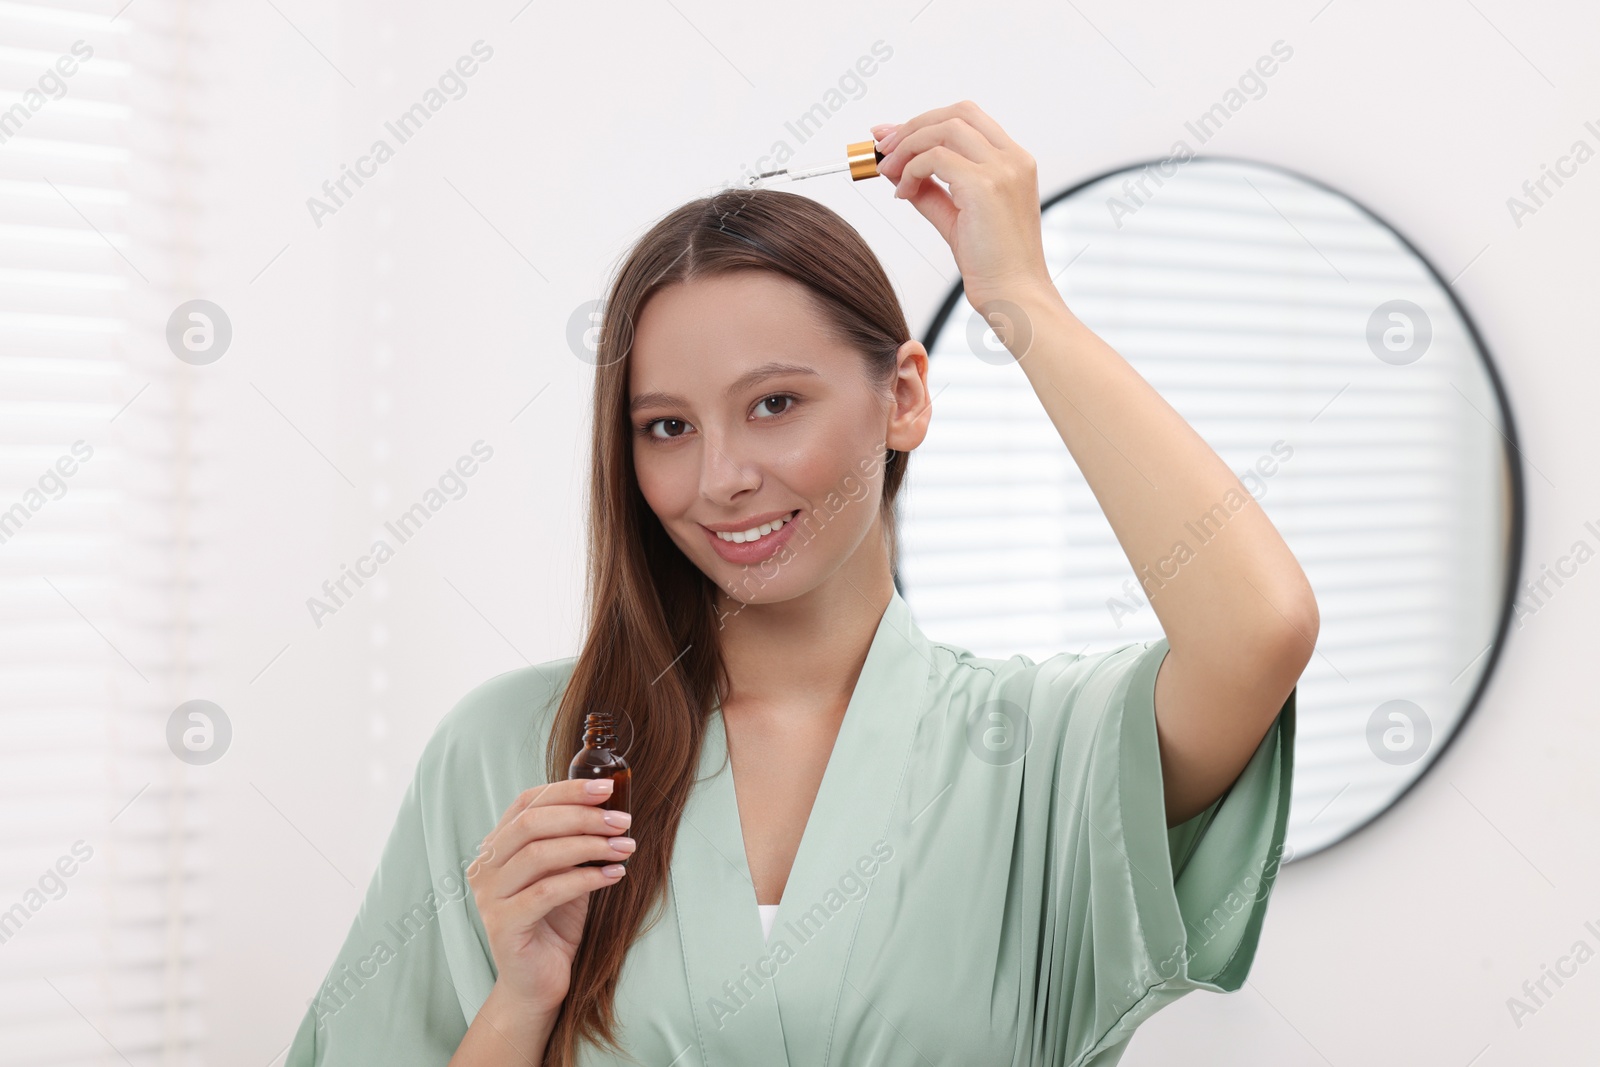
top-left (286, 100), bottom-right (1313, 1067)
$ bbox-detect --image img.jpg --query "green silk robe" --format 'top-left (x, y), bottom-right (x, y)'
top-left (285, 588), bottom-right (1296, 1066)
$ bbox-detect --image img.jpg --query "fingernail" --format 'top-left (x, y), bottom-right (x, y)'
top-left (602, 810), bottom-right (633, 828)
top-left (585, 779), bottom-right (613, 794)
top-left (601, 863), bottom-right (627, 878)
top-left (609, 837), bottom-right (636, 854)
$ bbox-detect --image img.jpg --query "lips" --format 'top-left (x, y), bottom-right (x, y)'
top-left (700, 508), bottom-right (798, 536)
top-left (701, 509), bottom-right (801, 565)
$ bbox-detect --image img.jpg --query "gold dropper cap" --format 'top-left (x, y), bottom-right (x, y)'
top-left (847, 139), bottom-right (886, 181)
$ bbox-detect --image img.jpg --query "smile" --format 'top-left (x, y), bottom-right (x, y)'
top-left (700, 509), bottom-right (802, 565)
top-left (714, 511), bottom-right (796, 543)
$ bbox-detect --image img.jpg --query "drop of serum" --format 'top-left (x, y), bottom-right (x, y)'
top-left (567, 710), bottom-right (632, 867)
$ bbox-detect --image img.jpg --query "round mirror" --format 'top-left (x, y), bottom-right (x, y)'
top-left (897, 156), bottom-right (1523, 860)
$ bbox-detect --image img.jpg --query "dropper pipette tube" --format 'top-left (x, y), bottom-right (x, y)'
top-left (744, 158), bottom-right (853, 187)
top-left (740, 139), bottom-right (885, 189)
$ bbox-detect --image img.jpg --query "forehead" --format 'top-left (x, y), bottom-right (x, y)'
top-left (629, 271), bottom-right (847, 388)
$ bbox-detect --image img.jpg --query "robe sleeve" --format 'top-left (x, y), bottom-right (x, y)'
top-left (283, 666), bottom-right (562, 1066)
top-left (1034, 635), bottom-right (1297, 1067)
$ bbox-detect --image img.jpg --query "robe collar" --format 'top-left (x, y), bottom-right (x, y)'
top-left (669, 586), bottom-right (936, 1065)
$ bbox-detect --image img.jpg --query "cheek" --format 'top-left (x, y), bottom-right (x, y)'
top-left (633, 446), bottom-right (698, 524)
top-left (790, 451), bottom-right (844, 502)
top-left (632, 448), bottom-right (670, 514)
top-left (771, 439), bottom-right (876, 513)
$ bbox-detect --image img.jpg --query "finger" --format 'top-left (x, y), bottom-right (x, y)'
top-left (489, 778), bottom-right (611, 842)
top-left (897, 144), bottom-right (984, 194)
top-left (499, 864), bottom-right (627, 927)
top-left (879, 100), bottom-right (1017, 156)
top-left (473, 790), bottom-right (624, 870)
top-left (486, 832), bottom-right (636, 902)
top-left (877, 117), bottom-right (1000, 186)
top-left (892, 145), bottom-right (976, 241)
top-left (471, 786), bottom-right (550, 872)
top-left (900, 178), bottom-right (958, 243)
top-left (476, 800), bottom-right (614, 875)
top-left (487, 782), bottom-right (556, 840)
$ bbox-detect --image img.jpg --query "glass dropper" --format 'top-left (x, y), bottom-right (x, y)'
top-left (743, 139), bottom-right (885, 188)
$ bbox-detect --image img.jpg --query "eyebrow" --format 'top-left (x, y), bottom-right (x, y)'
top-left (629, 360), bottom-right (820, 415)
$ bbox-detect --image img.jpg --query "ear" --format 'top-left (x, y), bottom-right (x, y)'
top-left (886, 338), bottom-right (931, 454)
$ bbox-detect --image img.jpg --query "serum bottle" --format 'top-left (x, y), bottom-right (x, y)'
top-left (567, 711), bottom-right (632, 867)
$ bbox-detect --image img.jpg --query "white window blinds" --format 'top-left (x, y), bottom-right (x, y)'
top-left (1, 1), bottom-right (202, 1063)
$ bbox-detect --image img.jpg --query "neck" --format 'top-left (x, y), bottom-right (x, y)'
top-left (713, 545), bottom-right (894, 723)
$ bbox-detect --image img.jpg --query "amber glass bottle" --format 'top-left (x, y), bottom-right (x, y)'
top-left (566, 711), bottom-right (632, 867)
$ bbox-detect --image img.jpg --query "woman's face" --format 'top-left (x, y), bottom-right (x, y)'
top-left (629, 270), bottom-right (928, 606)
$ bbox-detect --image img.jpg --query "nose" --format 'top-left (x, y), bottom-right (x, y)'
top-left (698, 431), bottom-right (760, 505)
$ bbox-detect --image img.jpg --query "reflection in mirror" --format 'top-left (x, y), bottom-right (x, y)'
top-left (898, 157), bottom-right (1522, 859)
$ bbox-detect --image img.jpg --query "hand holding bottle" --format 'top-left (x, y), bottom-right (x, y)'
top-left (466, 778), bottom-right (635, 1018)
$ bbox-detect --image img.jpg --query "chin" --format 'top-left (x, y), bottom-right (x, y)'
top-left (709, 557), bottom-right (813, 607)
top-left (712, 566), bottom-right (793, 603)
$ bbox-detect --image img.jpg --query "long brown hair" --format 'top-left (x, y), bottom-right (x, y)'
top-left (539, 188), bottom-right (913, 1064)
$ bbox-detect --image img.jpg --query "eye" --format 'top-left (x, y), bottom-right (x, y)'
top-left (752, 394), bottom-right (795, 419)
top-left (638, 417), bottom-right (692, 441)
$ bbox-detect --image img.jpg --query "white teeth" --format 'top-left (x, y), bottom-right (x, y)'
top-left (716, 512), bottom-right (793, 543)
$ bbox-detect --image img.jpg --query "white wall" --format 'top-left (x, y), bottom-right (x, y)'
top-left (185, 0), bottom-right (1600, 1062)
